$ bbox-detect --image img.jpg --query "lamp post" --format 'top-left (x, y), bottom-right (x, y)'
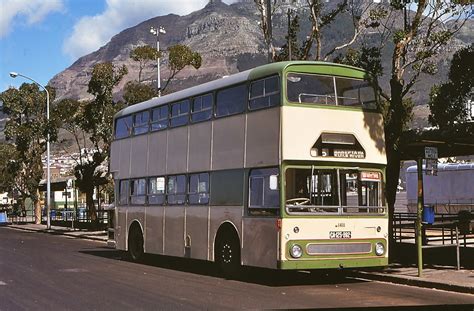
top-left (9, 72), bottom-right (51, 230)
top-left (150, 26), bottom-right (166, 97)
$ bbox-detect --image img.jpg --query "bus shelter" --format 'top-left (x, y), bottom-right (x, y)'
top-left (398, 123), bottom-right (474, 276)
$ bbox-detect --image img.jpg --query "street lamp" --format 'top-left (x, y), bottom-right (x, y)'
top-left (9, 71), bottom-right (51, 230)
top-left (150, 26), bottom-right (166, 97)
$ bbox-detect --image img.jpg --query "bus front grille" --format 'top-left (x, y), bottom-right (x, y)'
top-left (307, 243), bottom-right (372, 255)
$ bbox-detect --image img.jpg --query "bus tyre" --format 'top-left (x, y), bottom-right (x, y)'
top-left (128, 224), bottom-right (144, 262)
top-left (215, 233), bottom-right (241, 278)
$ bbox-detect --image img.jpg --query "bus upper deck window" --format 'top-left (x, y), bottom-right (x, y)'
top-left (133, 111), bottom-right (149, 135)
top-left (249, 76), bottom-right (280, 110)
top-left (115, 116), bottom-right (132, 139)
top-left (216, 84), bottom-right (246, 117)
top-left (191, 94), bottom-right (213, 123)
top-left (151, 106), bottom-right (168, 131)
top-left (170, 100), bottom-right (190, 127)
top-left (287, 73), bottom-right (335, 105)
top-left (335, 77), bottom-right (377, 109)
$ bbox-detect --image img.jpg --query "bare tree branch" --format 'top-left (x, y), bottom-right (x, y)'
top-left (323, 0), bottom-right (376, 61)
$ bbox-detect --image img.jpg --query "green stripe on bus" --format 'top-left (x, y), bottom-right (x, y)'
top-left (278, 257), bottom-right (388, 270)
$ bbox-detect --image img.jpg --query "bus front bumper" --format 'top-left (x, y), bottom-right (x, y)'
top-left (278, 256), bottom-right (388, 270)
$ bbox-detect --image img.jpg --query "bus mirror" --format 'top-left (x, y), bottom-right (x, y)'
top-left (269, 175), bottom-right (278, 190)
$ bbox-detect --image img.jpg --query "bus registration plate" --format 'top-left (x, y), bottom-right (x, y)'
top-left (329, 231), bottom-right (351, 239)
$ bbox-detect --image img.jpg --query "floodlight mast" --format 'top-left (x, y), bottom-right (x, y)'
top-left (150, 26), bottom-right (166, 97)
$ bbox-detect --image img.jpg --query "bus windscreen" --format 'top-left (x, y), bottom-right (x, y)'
top-left (286, 73), bottom-right (377, 109)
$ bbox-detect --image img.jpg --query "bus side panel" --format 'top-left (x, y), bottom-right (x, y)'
top-left (212, 115), bottom-right (245, 171)
top-left (115, 206), bottom-right (128, 250)
top-left (209, 206), bottom-right (243, 261)
top-left (145, 205), bottom-right (164, 255)
top-left (167, 127), bottom-right (188, 175)
top-left (242, 217), bottom-right (278, 269)
top-left (188, 122), bottom-right (212, 173)
top-left (119, 138), bottom-right (132, 179)
top-left (110, 141), bottom-right (120, 174)
top-left (148, 130), bottom-right (167, 176)
top-left (185, 205), bottom-right (210, 260)
top-left (130, 134), bottom-right (148, 178)
top-left (164, 205), bottom-right (185, 257)
top-left (245, 107), bottom-right (280, 168)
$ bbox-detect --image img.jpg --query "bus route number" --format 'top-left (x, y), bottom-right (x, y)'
top-left (329, 231), bottom-right (351, 239)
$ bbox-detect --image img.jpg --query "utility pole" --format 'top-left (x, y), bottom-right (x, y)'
top-left (416, 157), bottom-right (424, 277)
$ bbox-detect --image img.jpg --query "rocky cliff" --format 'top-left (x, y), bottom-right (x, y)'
top-left (49, 1), bottom-right (266, 101)
top-left (48, 0), bottom-right (472, 123)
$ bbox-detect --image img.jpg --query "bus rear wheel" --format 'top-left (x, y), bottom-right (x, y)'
top-left (128, 224), bottom-right (144, 262)
top-left (215, 232), bottom-right (241, 278)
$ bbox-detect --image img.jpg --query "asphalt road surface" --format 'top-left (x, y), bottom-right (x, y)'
top-left (1, 227), bottom-right (473, 311)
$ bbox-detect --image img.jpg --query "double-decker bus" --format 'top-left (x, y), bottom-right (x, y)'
top-left (109, 61), bottom-right (388, 273)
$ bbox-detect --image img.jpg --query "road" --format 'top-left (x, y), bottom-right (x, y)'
top-left (1, 227), bottom-right (473, 310)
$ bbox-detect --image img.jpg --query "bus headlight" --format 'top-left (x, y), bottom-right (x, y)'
top-left (290, 244), bottom-right (303, 258)
top-left (375, 242), bottom-right (385, 256)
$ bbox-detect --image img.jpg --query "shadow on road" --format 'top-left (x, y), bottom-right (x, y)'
top-left (392, 242), bottom-right (474, 269)
top-left (79, 247), bottom-right (369, 287)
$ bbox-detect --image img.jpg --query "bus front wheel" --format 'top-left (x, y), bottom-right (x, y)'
top-left (128, 223), bottom-right (144, 262)
top-left (215, 229), bottom-right (241, 278)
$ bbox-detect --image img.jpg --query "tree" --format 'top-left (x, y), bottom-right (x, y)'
top-left (56, 62), bottom-right (127, 223)
top-left (256, 0), bottom-right (380, 62)
top-left (275, 12), bottom-right (303, 61)
top-left (334, 46), bottom-right (383, 80)
top-left (0, 84), bottom-right (58, 224)
top-left (130, 45), bottom-right (160, 82)
top-left (0, 142), bottom-right (19, 203)
top-left (331, 1), bottom-right (471, 243)
top-left (255, 0), bottom-right (278, 60)
top-left (128, 44), bottom-right (201, 96)
top-left (123, 81), bottom-right (156, 106)
top-left (162, 44), bottom-right (202, 93)
top-left (369, 1), bottom-right (470, 242)
top-left (429, 44), bottom-right (473, 128)
top-left (256, 0), bottom-right (472, 245)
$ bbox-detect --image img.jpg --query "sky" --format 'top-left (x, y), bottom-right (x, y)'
top-left (0, 0), bottom-right (237, 92)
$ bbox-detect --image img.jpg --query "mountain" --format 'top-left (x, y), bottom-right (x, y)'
top-left (50, 0), bottom-right (266, 101)
top-left (44, 0), bottom-right (474, 126)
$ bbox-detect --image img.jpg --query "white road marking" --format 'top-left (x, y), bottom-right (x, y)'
top-left (58, 268), bottom-right (88, 273)
top-left (0, 281), bottom-right (7, 286)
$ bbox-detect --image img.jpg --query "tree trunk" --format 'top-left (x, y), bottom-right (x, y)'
top-left (385, 146), bottom-right (401, 257)
top-left (35, 189), bottom-right (42, 224)
top-left (138, 65), bottom-right (143, 83)
top-left (315, 31), bottom-right (321, 60)
top-left (86, 189), bottom-right (97, 223)
top-left (384, 79), bottom-right (405, 261)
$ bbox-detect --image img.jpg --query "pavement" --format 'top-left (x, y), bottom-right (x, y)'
top-left (5, 222), bottom-right (474, 295)
top-left (6, 222), bottom-right (107, 242)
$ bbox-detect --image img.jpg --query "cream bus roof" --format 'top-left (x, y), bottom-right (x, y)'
top-left (114, 61), bottom-right (368, 119)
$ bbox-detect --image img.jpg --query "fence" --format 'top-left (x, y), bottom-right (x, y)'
top-left (393, 212), bottom-right (473, 247)
top-left (7, 208), bottom-right (110, 230)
